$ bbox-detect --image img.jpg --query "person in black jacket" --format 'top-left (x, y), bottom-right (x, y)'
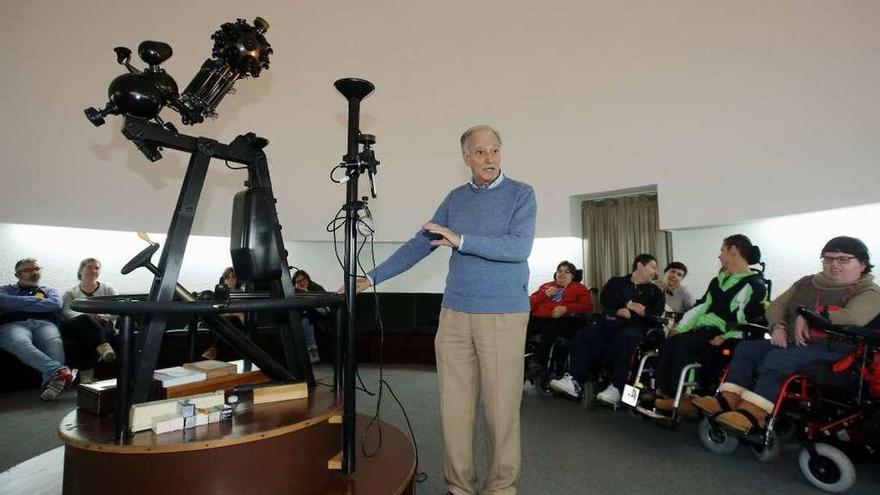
top-left (550, 254), bottom-right (664, 404)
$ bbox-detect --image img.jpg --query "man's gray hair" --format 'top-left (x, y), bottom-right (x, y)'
top-left (14, 258), bottom-right (37, 274)
top-left (460, 125), bottom-right (502, 153)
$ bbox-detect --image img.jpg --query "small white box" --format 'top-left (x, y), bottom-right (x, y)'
top-left (178, 400), bottom-right (196, 418)
top-left (195, 413), bottom-right (209, 427)
top-left (152, 414), bottom-right (184, 434)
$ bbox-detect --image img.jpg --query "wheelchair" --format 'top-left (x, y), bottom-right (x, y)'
top-left (576, 314), bottom-right (669, 410)
top-left (699, 307), bottom-right (880, 493)
top-left (626, 321), bottom-right (768, 426)
top-left (524, 313), bottom-right (592, 396)
top-left (627, 262), bottom-right (772, 425)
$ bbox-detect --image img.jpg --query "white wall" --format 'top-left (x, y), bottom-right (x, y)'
top-left (1, 1), bottom-right (879, 242)
top-left (671, 202), bottom-right (880, 299)
top-left (0, 223), bottom-right (582, 295)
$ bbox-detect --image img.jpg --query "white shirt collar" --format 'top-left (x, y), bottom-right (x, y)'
top-left (469, 172), bottom-right (505, 190)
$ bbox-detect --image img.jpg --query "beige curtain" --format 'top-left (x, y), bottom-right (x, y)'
top-left (582, 194), bottom-right (671, 292)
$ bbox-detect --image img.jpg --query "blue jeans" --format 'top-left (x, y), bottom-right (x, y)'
top-left (302, 317), bottom-right (317, 349)
top-left (726, 339), bottom-right (848, 402)
top-left (0, 319), bottom-right (65, 381)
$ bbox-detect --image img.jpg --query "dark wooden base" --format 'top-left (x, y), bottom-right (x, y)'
top-left (59, 387), bottom-right (416, 494)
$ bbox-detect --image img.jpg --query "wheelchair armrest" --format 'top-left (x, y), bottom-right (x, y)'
top-left (737, 322), bottom-right (769, 340)
top-left (797, 306), bottom-right (832, 329)
top-left (562, 313), bottom-right (594, 324)
top-left (640, 326), bottom-right (666, 349)
top-left (643, 315), bottom-right (669, 327)
top-left (823, 325), bottom-right (880, 347)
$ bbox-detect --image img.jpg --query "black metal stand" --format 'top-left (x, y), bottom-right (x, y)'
top-left (116, 117), bottom-right (314, 405)
top-left (334, 78), bottom-right (379, 474)
top-left (74, 293), bottom-right (343, 442)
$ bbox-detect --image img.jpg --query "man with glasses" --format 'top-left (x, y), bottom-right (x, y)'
top-left (0, 258), bottom-right (76, 400)
top-left (693, 236), bottom-right (880, 432)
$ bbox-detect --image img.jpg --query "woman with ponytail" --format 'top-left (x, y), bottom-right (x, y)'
top-left (652, 234), bottom-right (768, 416)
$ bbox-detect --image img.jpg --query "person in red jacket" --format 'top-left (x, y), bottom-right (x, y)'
top-left (527, 261), bottom-right (593, 380)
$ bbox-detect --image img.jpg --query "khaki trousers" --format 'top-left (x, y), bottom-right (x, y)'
top-left (435, 308), bottom-right (529, 495)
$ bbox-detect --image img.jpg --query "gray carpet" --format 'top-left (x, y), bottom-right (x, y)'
top-left (2, 365), bottom-right (879, 494)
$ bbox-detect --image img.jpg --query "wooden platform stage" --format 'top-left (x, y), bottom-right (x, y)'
top-left (59, 386), bottom-right (416, 494)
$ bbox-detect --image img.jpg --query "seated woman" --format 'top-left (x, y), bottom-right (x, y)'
top-left (526, 261), bottom-right (592, 379)
top-left (202, 266), bottom-right (243, 360)
top-left (693, 236), bottom-right (880, 432)
top-left (653, 235), bottom-right (767, 415)
top-left (293, 269), bottom-right (330, 364)
top-left (61, 258), bottom-right (118, 383)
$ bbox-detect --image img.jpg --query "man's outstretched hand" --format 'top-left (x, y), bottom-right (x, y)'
top-left (424, 223), bottom-right (461, 248)
top-left (337, 276), bottom-right (372, 294)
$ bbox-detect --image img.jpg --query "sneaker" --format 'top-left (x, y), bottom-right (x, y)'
top-left (308, 346), bottom-right (320, 364)
top-left (40, 367), bottom-right (78, 401)
top-left (79, 368), bottom-right (96, 384)
top-left (549, 373), bottom-right (582, 398)
top-left (596, 385), bottom-right (621, 406)
top-left (96, 343), bottom-right (116, 363)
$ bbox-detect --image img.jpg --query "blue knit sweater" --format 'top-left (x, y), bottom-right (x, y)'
top-left (368, 177), bottom-right (537, 313)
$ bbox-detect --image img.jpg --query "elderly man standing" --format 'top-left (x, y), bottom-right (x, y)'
top-left (0, 258), bottom-right (77, 400)
top-left (354, 125), bottom-right (536, 495)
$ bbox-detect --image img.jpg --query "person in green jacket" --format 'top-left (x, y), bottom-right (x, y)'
top-left (653, 234), bottom-right (767, 415)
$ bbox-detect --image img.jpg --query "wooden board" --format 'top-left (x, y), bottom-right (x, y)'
top-left (164, 371), bottom-right (270, 398)
top-left (327, 451), bottom-right (342, 470)
top-left (182, 360), bottom-right (238, 379)
top-left (252, 383), bottom-right (309, 405)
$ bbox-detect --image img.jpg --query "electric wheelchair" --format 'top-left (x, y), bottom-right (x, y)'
top-left (699, 307), bottom-right (880, 493)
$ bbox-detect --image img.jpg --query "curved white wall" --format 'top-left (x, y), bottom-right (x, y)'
top-left (1, 0), bottom-right (879, 243)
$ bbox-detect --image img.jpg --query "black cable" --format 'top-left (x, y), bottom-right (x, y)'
top-left (356, 226), bottom-right (427, 483)
top-left (330, 164), bottom-right (347, 184)
top-left (224, 159), bottom-right (247, 170)
top-left (325, 166), bottom-right (426, 482)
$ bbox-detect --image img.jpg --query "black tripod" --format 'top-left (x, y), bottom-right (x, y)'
top-left (335, 77), bottom-right (380, 474)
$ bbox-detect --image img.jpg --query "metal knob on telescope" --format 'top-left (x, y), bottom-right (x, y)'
top-left (254, 17), bottom-right (270, 33)
top-left (84, 107), bottom-right (107, 127)
top-left (138, 41), bottom-right (173, 67)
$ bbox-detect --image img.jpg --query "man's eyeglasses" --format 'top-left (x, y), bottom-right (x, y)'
top-left (821, 255), bottom-right (857, 265)
top-left (19, 267), bottom-right (42, 273)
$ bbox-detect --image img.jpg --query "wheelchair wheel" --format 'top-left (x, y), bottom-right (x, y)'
top-left (698, 417), bottom-right (739, 455)
top-left (750, 430), bottom-right (779, 463)
top-left (798, 443), bottom-right (856, 493)
top-left (581, 381), bottom-right (595, 410)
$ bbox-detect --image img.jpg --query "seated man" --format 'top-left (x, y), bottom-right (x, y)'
top-left (526, 260), bottom-right (592, 379)
top-left (653, 234), bottom-right (767, 415)
top-left (693, 236), bottom-right (880, 432)
top-left (550, 254), bottom-right (664, 404)
top-left (656, 261), bottom-right (695, 318)
top-left (0, 258), bottom-right (77, 400)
